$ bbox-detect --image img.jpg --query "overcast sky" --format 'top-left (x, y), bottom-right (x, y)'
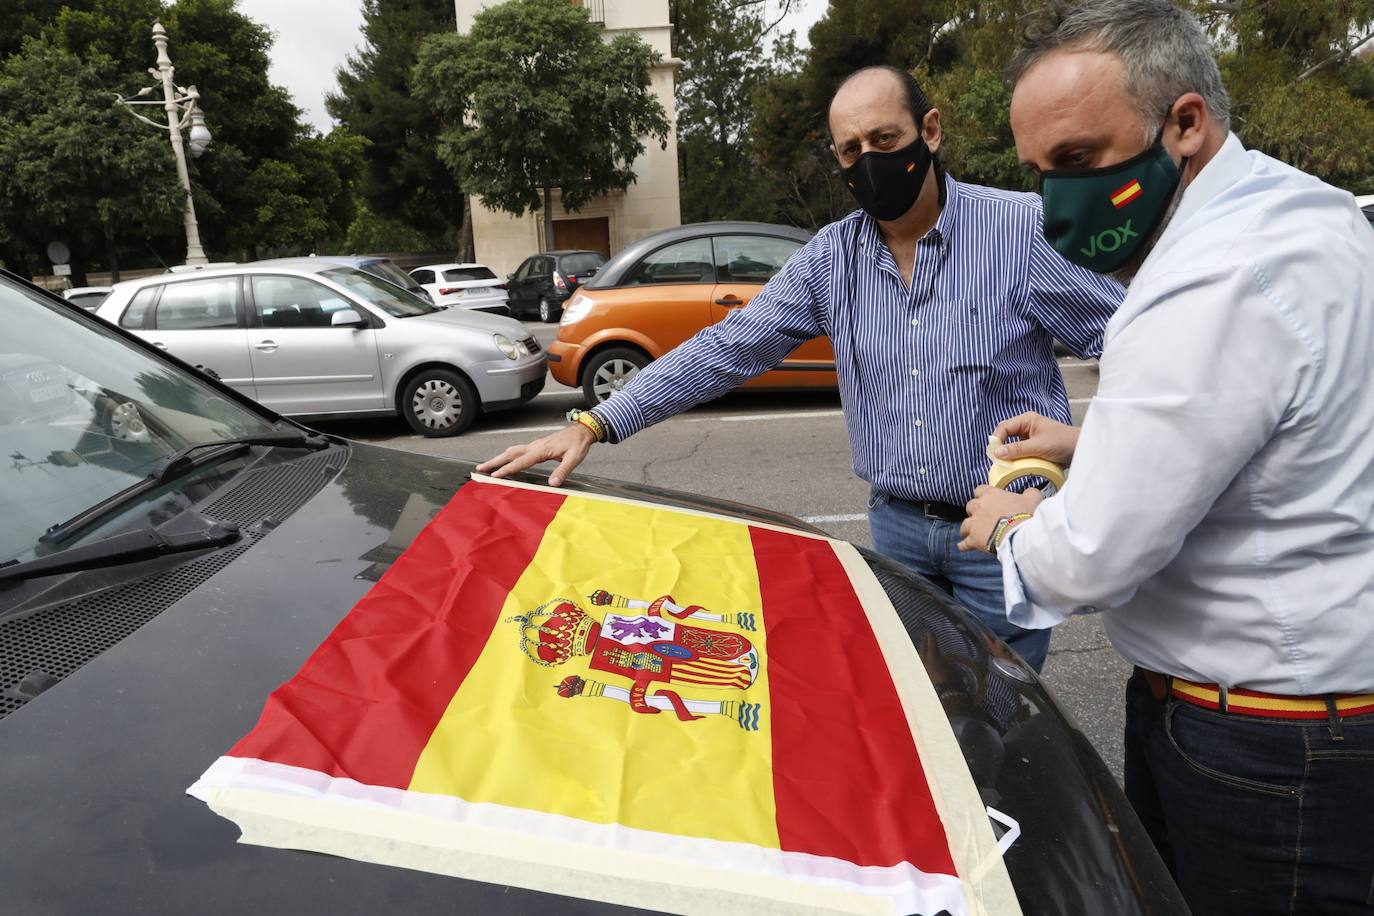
top-left (232, 0), bottom-right (831, 133)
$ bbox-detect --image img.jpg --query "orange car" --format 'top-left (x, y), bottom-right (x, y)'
top-left (547, 222), bottom-right (837, 406)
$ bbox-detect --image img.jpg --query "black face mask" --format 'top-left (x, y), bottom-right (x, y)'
top-left (841, 136), bottom-right (933, 222)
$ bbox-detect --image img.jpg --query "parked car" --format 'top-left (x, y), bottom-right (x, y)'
top-left (409, 262), bottom-right (509, 314)
top-left (298, 255), bottom-right (434, 303)
top-left (506, 249), bottom-right (607, 323)
top-left (61, 286), bottom-right (114, 311)
top-left (1, 269), bottom-right (1186, 914)
top-left (1356, 193), bottom-right (1374, 226)
top-left (547, 222), bottom-right (835, 407)
top-left (95, 259), bottom-right (545, 437)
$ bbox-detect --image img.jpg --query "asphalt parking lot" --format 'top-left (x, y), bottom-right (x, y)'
top-left (316, 321), bottom-right (1133, 780)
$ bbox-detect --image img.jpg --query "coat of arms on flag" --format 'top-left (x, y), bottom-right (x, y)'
top-left (188, 476), bottom-right (1021, 915)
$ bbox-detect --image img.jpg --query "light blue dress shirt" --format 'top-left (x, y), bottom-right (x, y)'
top-left (593, 176), bottom-right (1124, 506)
top-left (1001, 134), bottom-right (1374, 695)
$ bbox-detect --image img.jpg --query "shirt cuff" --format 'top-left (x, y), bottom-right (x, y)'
top-left (587, 393), bottom-right (646, 444)
top-left (998, 524), bottom-right (1071, 631)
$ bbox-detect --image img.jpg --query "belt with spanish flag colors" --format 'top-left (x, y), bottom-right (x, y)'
top-left (1154, 671), bottom-right (1374, 720)
top-left (188, 476), bottom-right (1024, 916)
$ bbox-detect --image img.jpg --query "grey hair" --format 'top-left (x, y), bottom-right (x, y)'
top-left (1008, 0), bottom-right (1231, 136)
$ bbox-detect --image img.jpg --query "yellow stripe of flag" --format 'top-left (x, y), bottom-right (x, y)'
top-left (408, 495), bottom-right (780, 848)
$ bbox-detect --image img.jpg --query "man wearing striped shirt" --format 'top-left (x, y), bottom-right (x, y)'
top-left (480, 66), bottom-right (1123, 671)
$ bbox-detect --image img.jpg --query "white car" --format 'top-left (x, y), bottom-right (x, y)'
top-left (409, 263), bottom-right (509, 314)
top-left (95, 259), bottom-right (546, 437)
top-left (62, 286), bottom-right (114, 311)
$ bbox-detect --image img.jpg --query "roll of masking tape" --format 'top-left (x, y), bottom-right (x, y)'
top-left (986, 435), bottom-right (1067, 491)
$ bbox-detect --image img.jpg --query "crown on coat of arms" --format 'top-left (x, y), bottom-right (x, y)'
top-left (507, 599), bottom-right (596, 668)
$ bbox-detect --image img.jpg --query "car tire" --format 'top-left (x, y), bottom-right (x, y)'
top-left (538, 297), bottom-right (561, 323)
top-left (401, 368), bottom-right (479, 437)
top-left (95, 395), bottom-right (151, 442)
top-left (581, 347), bottom-right (648, 407)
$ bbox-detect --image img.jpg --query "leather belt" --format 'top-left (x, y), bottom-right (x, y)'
top-left (1139, 667), bottom-right (1374, 720)
top-left (892, 498), bottom-right (967, 523)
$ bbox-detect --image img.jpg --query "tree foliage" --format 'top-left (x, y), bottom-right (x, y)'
top-left (413, 0), bottom-right (669, 249)
top-left (703, 0), bottom-right (1374, 229)
top-left (674, 0), bottom-right (773, 221)
top-left (327, 0), bottom-right (464, 249)
top-left (0, 38), bottom-right (184, 279)
top-left (0, 0), bottom-right (361, 272)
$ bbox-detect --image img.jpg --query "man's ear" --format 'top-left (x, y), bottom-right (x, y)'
top-left (922, 108), bottom-right (943, 156)
top-left (1171, 92), bottom-right (1208, 159)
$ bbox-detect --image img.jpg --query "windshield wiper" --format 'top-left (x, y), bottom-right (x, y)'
top-left (39, 429), bottom-right (330, 547)
top-left (0, 512), bottom-right (240, 584)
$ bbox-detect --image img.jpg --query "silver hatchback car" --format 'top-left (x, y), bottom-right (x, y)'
top-left (96, 260), bottom-right (546, 437)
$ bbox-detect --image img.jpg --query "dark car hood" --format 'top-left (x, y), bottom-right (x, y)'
top-left (0, 442), bottom-right (1184, 915)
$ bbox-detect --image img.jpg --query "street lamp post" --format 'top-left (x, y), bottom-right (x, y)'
top-left (117, 21), bottom-right (212, 266)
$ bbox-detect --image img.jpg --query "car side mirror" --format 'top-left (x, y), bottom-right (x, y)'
top-left (331, 309), bottom-right (366, 328)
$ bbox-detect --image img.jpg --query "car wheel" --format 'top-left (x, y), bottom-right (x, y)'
top-left (581, 347), bottom-right (648, 406)
top-left (401, 368), bottom-right (479, 437)
top-left (96, 396), bottom-right (151, 442)
top-left (538, 297), bottom-right (561, 323)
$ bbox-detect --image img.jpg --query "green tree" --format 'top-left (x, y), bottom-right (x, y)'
top-left (0, 38), bottom-right (183, 280)
top-left (413, 0), bottom-right (669, 251)
top-left (673, 0), bottom-right (772, 221)
top-left (327, 0), bottom-right (464, 252)
top-left (749, 33), bottom-right (851, 229)
top-left (8, 0), bottom-right (361, 262)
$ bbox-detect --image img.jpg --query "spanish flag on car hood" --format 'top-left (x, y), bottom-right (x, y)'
top-left (189, 477), bottom-right (1020, 916)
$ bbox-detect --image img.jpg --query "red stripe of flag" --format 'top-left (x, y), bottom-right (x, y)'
top-left (751, 527), bottom-right (957, 874)
top-left (228, 483), bottom-right (566, 788)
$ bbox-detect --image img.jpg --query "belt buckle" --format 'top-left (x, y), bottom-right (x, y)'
top-left (922, 502), bottom-right (941, 520)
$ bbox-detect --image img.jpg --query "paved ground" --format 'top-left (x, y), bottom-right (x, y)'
top-left (317, 321), bottom-right (1133, 780)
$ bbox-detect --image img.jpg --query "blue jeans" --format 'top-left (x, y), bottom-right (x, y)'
top-left (1125, 669), bottom-right (1374, 914)
top-left (867, 491), bottom-right (1051, 671)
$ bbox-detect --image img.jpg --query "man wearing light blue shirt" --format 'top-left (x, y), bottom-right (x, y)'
top-left (960, 1), bottom-right (1374, 911)
top-left (480, 65), bottom-right (1124, 672)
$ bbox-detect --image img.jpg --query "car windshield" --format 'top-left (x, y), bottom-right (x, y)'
top-left (359, 259), bottom-right (421, 290)
top-left (561, 253), bottom-right (605, 275)
top-left (319, 267), bottom-right (438, 317)
top-left (442, 267), bottom-right (497, 282)
top-left (2, 278), bottom-right (280, 565)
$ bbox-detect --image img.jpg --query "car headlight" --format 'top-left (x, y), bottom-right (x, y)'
top-left (560, 293), bottom-right (593, 326)
top-left (493, 333), bottom-right (519, 360)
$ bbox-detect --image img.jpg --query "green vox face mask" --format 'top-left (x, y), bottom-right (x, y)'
top-left (1039, 128), bottom-right (1182, 273)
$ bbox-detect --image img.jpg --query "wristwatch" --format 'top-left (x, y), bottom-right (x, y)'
top-left (567, 408), bottom-right (609, 443)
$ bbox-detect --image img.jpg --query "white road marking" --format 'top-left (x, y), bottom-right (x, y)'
top-left (471, 423), bottom-right (566, 437)
top-left (691, 409), bottom-right (844, 423)
top-left (1069, 398), bottom-right (1092, 405)
top-left (802, 513), bottom-right (867, 524)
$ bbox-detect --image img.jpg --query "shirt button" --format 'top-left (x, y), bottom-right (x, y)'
top-left (915, 419), bottom-right (924, 427)
top-left (910, 368), bottom-right (920, 377)
top-left (911, 317), bottom-right (921, 326)
top-left (918, 467), bottom-right (928, 475)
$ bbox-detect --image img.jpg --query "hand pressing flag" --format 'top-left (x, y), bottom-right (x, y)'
top-left (189, 477), bottom-right (1019, 915)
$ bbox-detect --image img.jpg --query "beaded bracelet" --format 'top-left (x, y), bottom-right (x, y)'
top-left (992, 512), bottom-right (1035, 553)
top-left (572, 410), bottom-right (607, 443)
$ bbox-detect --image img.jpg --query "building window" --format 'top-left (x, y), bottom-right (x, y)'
top-left (571, 0), bottom-right (605, 25)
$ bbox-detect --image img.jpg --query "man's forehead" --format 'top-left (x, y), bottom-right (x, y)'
top-left (1011, 50), bottom-right (1130, 155)
top-left (829, 71), bottom-right (914, 139)
top-left (1012, 51), bottom-right (1127, 125)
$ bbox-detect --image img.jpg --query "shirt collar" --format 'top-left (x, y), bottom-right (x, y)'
top-left (1162, 132), bottom-right (1247, 241)
top-left (857, 171), bottom-right (961, 259)
top-left (1137, 132), bottom-right (1247, 275)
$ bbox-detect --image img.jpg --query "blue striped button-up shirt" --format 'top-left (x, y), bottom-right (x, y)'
top-left (593, 175), bottom-right (1125, 505)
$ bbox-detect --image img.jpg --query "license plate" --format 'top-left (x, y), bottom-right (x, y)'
top-left (28, 384), bottom-right (66, 403)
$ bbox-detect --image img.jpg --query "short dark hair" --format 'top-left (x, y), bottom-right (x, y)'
top-left (827, 65), bottom-right (933, 140)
